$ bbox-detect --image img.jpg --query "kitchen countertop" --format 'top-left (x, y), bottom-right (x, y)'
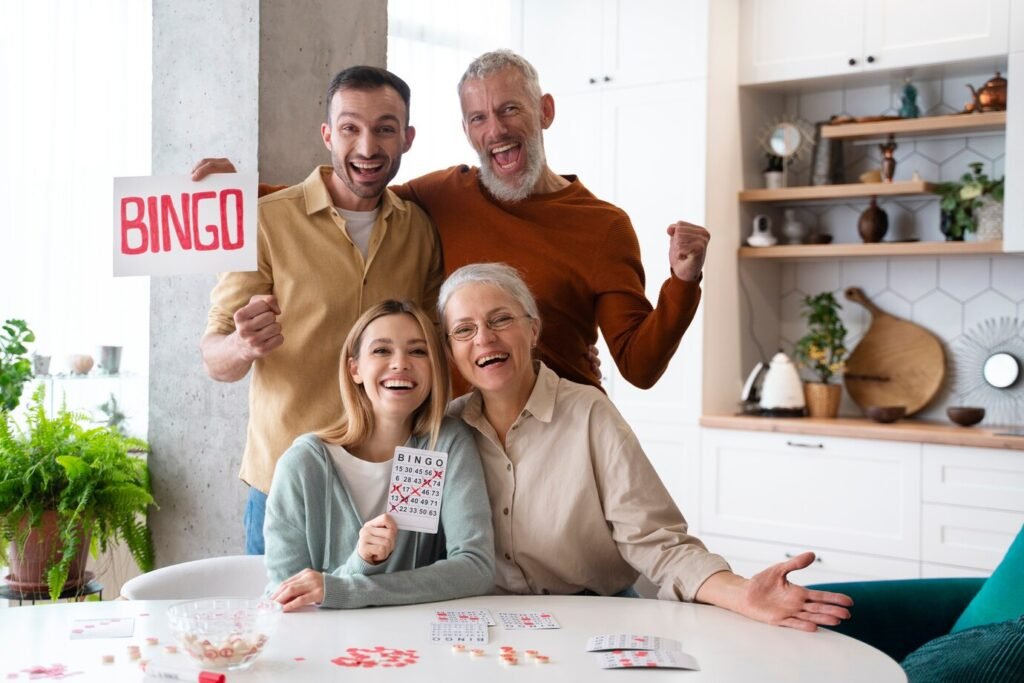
top-left (700, 414), bottom-right (1024, 451)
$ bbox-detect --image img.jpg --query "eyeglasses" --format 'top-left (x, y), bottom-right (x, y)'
top-left (447, 313), bottom-right (532, 342)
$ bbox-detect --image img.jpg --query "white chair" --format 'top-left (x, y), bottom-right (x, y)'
top-left (120, 555), bottom-right (268, 600)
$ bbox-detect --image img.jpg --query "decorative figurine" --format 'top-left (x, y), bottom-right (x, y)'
top-left (899, 79), bottom-right (920, 118)
top-left (880, 135), bottom-right (897, 183)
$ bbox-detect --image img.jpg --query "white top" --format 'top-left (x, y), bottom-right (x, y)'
top-left (336, 207), bottom-right (378, 259)
top-left (326, 443), bottom-right (391, 522)
top-left (0, 595), bottom-right (907, 682)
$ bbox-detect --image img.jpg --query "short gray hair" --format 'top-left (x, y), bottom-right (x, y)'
top-left (438, 262), bottom-right (541, 328)
top-left (457, 49), bottom-right (543, 102)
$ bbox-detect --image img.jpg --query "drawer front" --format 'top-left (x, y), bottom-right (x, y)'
top-left (922, 503), bottom-right (1024, 570)
top-left (702, 534), bottom-right (921, 585)
top-left (920, 562), bottom-right (991, 579)
top-left (701, 430), bottom-right (921, 558)
top-left (923, 444), bottom-right (1024, 512)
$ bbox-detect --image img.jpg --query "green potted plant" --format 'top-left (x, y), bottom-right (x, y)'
top-left (794, 292), bottom-right (848, 418)
top-left (1, 319), bottom-right (35, 413)
top-left (0, 386), bottom-right (155, 600)
top-left (936, 162), bottom-right (1005, 241)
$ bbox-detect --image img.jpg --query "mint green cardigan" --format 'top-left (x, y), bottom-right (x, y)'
top-left (264, 417), bottom-right (495, 608)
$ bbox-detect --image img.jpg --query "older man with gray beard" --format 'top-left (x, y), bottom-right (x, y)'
top-left (394, 49), bottom-right (709, 395)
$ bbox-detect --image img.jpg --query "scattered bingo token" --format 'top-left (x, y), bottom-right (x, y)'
top-left (145, 637), bottom-right (159, 645)
top-left (500, 657), bottom-right (518, 667)
top-left (163, 645), bottom-right (178, 654)
top-left (499, 645), bottom-right (515, 652)
top-left (524, 649), bottom-right (539, 658)
top-left (470, 648), bottom-right (485, 658)
top-left (101, 655), bottom-right (115, 664)
top-left (535, 655), bottom-right (551, 665)
top-left (451, 644), bottom-right (467, 654)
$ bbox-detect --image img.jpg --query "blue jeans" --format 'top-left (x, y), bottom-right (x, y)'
top-left (243, 487), bottom-right (267, 555)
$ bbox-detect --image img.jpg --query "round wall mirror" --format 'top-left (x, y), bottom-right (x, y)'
top-left (983, 352), bottom-right (1020, 388)
top-left (770, 123), bottom-right (802, 158)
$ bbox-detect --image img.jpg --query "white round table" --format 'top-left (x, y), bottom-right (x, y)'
top-left (0, 594), bottom-right (906, 682)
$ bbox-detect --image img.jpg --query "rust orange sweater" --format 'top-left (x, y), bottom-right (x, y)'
top-left (262, 165), bottom-right (701, 391)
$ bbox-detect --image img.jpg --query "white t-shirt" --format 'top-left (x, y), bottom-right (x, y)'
top-left (326, 443), bottom-right (392, 523)
top-left (336, 207), bottom-right (379, 259)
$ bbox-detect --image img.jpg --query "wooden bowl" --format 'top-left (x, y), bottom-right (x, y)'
top-left (866, 405), bottom-right (906, 423)
top-left (947, 406), bottom-right (985, 427)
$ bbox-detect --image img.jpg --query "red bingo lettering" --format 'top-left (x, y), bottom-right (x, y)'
top-left (120, 189), bottom-right (245, 255)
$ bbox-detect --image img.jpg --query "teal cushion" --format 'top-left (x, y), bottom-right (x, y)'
top-left (901, 617), bottom-right (1024, 683)
top-left (953, 524), bottom-right (1024, 632)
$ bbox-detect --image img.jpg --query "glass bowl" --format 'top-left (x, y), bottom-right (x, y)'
top-left (166, 597), bottom-right (281, 671)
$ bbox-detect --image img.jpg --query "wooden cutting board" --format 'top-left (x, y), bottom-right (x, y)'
top-left (843, 287), bottom-right (946, 416)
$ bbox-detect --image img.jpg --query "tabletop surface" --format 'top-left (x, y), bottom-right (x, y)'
top-left (0, 594), bottom-right (906, 682)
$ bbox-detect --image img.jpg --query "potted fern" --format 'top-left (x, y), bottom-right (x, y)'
top-left (0, 387), bottom-right (155, 600)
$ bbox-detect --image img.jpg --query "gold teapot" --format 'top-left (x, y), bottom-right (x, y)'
top-left (966, 71), bottom-right (1007, 112)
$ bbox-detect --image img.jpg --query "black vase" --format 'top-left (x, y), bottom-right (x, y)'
top-left (940, 210), bottom-right (965, 241)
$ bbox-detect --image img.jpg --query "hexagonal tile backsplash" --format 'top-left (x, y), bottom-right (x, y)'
top-left (775, 255), bottom-right (1024, 422)
top-left (762, 67), bottom-right (1022, 424)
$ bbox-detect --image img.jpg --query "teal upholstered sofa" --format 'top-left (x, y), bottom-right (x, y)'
top-left (809, 525), bottom-right (1024, 681)
top-left (809, 577), bottom-right (985, 662)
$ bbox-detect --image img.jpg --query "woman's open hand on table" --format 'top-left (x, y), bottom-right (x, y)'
top-left (697, 551), bottom-right (853, 632)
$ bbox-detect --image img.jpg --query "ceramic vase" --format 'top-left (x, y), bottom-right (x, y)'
top-left (803, 382), bottom-right (841, 418)
top-left (974, 196), bottom-right (1003, 241)
top-left (781, 209), bottom-right (808, 244)
top-left (858, 197), bottom-right (889, 243)
top-left (763, 171), bottom-right (784, 189)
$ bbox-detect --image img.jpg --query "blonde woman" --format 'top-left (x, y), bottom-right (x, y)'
top-left (265, 300), bottom-right (494, 611)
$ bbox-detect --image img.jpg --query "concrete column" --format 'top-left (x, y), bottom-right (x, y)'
top-left (149, 0), bottom-right (387, 565)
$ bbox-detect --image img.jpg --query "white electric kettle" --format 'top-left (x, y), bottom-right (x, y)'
top-left (759, 351), bottom-right (806, 416)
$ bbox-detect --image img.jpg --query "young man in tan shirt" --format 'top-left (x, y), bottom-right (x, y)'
top-left (199, 67), bottom-right (442, 554)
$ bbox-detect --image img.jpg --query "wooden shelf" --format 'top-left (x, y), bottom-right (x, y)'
top-left (739, 240), bottom-right (1003, 259)
top-left (739, 180), bottom-right (937, 203)
top-left (700, 414), bottom-right (1024, 451)
top-left (821, 111), bottom-right (1006, 140)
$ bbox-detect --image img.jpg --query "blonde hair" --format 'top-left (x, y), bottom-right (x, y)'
top-left (316, 300), bottom-right (450, 449)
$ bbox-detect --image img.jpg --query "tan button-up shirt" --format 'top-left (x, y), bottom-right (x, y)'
top-left (451, 362), bottom-right (730, 600)
top-left (206, 166), bottom-right (443, 493)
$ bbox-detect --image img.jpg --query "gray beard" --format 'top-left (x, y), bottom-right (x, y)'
top-left (477, 134), bottom-right (546, 203)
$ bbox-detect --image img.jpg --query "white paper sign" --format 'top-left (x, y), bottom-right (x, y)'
top-left (387, 446), bottom-right (448, 533)
top-left (113, 173), bottom-right (258, 277)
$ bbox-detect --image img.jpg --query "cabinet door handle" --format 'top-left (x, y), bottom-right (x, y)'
top-left (603, 75), bottom-right (612, 82)
top-left (848, 57), bottom-right (857, 66)
top-left (589, 77), bottom-right (597, 84)
top-left (866, 55), bottom-right (875, 64)
top-left (785, 552), bottom-right (823, 563)
top-left (785, 440), bottom-right (824, 449)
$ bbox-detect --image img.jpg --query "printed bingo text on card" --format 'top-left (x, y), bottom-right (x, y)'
top-left (388, 447), bottom-right (448, 533)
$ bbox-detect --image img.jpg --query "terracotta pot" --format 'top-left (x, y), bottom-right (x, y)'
top-left (5, 511), bottom-right (91, 591)
top-left (803, 382), bottom-right (841, 418)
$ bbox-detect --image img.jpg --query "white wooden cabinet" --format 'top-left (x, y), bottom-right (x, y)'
top-left (739, 0), bottom-right (1010, 85)
top-left (701, 429), bottom-right (1024, 580)
top-left (920, 444), bottom-right (1024, 573)
top-left (700, 429), bottom-right (921, 561)
top-left (521, 0), bottom-right (707, 96)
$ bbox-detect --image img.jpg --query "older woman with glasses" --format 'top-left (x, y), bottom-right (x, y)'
top-left (439, 263), bottom-right (853, 631)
